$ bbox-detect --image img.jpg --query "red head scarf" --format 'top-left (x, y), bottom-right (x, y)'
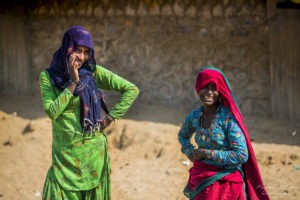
top-left (195, 66), bottom-right (270, 200)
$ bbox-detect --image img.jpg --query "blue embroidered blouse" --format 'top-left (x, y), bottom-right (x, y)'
top-left (178, 104), bottom-right (248, 169)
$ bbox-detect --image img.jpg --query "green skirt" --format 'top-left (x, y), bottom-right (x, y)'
top-left (42, 162), bottom-right (111, 200)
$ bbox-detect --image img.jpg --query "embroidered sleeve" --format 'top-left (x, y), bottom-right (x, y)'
top-left (178, 112), bottom-right (196, 158)
top-left (39, 70), bottom-right (74, 120)
top-left (209, 113), bottom-right (248, 166)
top-left (94, 65), bottom-right (139, 120)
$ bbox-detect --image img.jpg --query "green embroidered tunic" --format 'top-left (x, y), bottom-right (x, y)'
top-left (39, 65), bottom-right (139, 192)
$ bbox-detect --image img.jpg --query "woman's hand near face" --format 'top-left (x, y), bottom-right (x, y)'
top-left (67, 54), bottom-right (80, 93)
top-left (68, 53), bottom-right (80, 82)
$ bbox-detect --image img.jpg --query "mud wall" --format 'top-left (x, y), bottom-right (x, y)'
top-left (24, 0), bottom-right (270, 116)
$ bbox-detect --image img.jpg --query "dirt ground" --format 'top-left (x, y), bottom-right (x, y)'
top-left (0, 94), bottom-right (299, 200)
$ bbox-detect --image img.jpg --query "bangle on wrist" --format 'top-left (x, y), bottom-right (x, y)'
top-left (68, 79), bottom-right (79, 86)
top-left (72, 80), bottom-right (79, 85)
top-left (205, 149), bottom-right (212, 159)
top-left (106, 114), bottom-right (115, 123)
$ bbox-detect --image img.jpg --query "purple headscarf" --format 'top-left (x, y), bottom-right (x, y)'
top-left (47, 26), bottom-right (106, 134)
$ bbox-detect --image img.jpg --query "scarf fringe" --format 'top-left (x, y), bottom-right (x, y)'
top-left (83, 118), bottom-right (102, 136)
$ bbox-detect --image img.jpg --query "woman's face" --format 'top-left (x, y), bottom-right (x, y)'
top-left (198, 83), bottom-right (220, 107)
top-left (69, 45), bottom-right (91, 68)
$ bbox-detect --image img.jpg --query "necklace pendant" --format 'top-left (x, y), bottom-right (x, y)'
top-left (201, 135), bottom-right (206, 141)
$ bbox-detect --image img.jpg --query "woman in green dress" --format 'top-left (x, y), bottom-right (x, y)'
top-left (39, 26), bottom-right (139, 200)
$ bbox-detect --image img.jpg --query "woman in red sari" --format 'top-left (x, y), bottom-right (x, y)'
top-left (178, 66), bottom-right (269, 200)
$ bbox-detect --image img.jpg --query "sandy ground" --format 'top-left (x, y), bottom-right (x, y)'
top-left (0, 94), bottom-right (300, 200)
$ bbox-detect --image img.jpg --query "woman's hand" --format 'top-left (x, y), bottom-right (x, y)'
top-left (100, 115), bottom-right (115, 131)
top-left (105, 114), bottom-right (114, 127)
top-left (193, 148), bottom-right (207, 161)
top-left (187, 152), bottom-right (194, 162)
top-left (187, 148), bottom-right (208, 162)
top-left (68, 53), bottom-right (80, 82)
